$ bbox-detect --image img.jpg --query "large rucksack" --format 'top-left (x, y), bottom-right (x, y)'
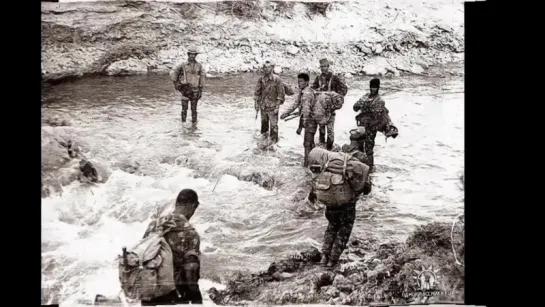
top-left (308, 147), bottom-right (370, 207)
top-left (311, 91), bottom-right (345, 125)
top-left (119, 232), bottom-right (176, 301)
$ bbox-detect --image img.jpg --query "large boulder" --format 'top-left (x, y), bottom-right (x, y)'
top-left (41, 126), bottom-right (74, 171)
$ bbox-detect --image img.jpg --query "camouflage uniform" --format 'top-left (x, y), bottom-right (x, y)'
top-left (141, 213), bottom-right (202, 305)
top-left (353, 93), bottom-right (389, 169)
top-left (254, 74), bottom-right (286, 143)
top-left (322, 201), bottom-right (357, 264)
top-left (281, 86), bottom-right (317, 166)
top-left (170, 60), bottom-right (205, 123)
top-left (311, 72), bottom-right (348, 150)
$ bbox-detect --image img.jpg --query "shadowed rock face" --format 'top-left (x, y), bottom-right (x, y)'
top-left (208, 221), bottom-right (464, 306)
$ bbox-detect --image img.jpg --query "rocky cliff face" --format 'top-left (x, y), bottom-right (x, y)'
top-left (41, 0), bottom-right (464, 84)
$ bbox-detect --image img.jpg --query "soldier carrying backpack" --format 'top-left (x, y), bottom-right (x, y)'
top-left (119, 189), bottom-right (203, 305)
top-left (306, 128), bottom-right (372, 267)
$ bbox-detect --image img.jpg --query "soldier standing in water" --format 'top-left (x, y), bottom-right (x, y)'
top-left (254, 61), bottom-right (286, 143)
top-left (353, 78), bottom-right (398, 173)
top-left (170, 48), bottom-right (206, 124)
top-left (311, 58), bottom-right (348, 150)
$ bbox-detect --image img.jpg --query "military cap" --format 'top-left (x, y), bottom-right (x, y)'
top-left (319, 58), bottom-right (329, 65)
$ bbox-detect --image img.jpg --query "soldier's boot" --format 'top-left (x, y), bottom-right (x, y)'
top-left (367, 154), bottom-right (375, 173)
top-left (327, 259), bottom-right (339, 267)
top-left (191, 111), bottom-right (198, 124)
top-left (320, 254), bottom-right (329, 266)
top-left (181, 110), bottom-right (187, 122)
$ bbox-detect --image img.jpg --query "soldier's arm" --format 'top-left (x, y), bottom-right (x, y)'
top-left (334, 75), bottom-right (348, 96)
top-left (300, 91), bottom-right (314, 127)
top-left (182, 231), bottom-right (201, 291)
top-left (254, 78), bottom-right (263, 103)
top-left (276, 77), bottom-right (285, 105)
top-left (198, 63), bottom-right (205, 89)
top-left (169, 63), bottom-right (184, 84)
top-left (311, 76), bottom-right (320, 89)
top-left (281, 94), bottom-right (301, 118)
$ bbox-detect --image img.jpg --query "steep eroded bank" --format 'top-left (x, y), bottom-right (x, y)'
top-left (41, 0), bottom-right (464, 84)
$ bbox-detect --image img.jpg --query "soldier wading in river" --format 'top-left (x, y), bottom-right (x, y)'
top-left (307, 128), bottom-right (372, 267)
top-left (170, 48), bottom-right (205, 124)
top-left (353, 78), bottom-right (398, 173)
top-left (254, 61), bottom-right (286, 143)
top-left (280, 73), bottom-right (317, 167)
top-left (311, 58), bottom-right (348, 150)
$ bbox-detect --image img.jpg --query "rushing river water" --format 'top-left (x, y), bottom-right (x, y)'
top-left (41, 68), bottom-right (464, 305)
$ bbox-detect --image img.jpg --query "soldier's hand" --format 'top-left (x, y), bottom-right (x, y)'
top-left (280, 113), bottom-right (288, 120)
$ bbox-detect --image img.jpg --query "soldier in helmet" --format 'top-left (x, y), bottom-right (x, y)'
top-left (170, 48), bottom-right (206, 124)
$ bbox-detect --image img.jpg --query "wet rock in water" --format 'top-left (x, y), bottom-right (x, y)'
top-left (114, 159), bottom-right (141, 174)
top-left (44, 115), bottom-right (72, 127)
top-left (41, 126), bottom-right (79, 171)
top-left (238, 169), bottom-right (276, 190)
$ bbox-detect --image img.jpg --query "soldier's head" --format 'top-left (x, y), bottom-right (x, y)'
top-left (174, 189), bottom-right (200, 220)
top-left (297, 73), bottom-right (310, 89)
top-left (370, 78), bottom-right (380, 95)
top-left (187, 49), bottom-right (199, 61)
top-left (319, 58), bottom-right (330, 74)
top-left (262, 61), bottom-right (274, 75)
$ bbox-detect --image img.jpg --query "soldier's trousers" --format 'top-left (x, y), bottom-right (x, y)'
top-left (303, 122), bottom-right (318, 167)
top-left (181, 92), bottom-right (199, 123)
top-left (364, 129), bottom-right (378, 167)
top-left (322, 201), bottom-right (356, 262)
top-left (261, 108), bottom-right (279, 143)
top-left (319, 115), bottom-right (336, 150)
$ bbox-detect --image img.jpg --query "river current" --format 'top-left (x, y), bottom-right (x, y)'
top-left (41, 69), bottom-right (464, 305)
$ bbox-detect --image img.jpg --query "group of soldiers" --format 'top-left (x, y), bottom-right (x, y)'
top-left (169, 49), bottom-right (392, 172)
top-left (139, 50), bottom-right (398, 305)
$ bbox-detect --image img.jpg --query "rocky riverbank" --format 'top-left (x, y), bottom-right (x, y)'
top-left (41, 0), bottom-right (464, 84)
top-left (208, 220), bottom-right (465, 305)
